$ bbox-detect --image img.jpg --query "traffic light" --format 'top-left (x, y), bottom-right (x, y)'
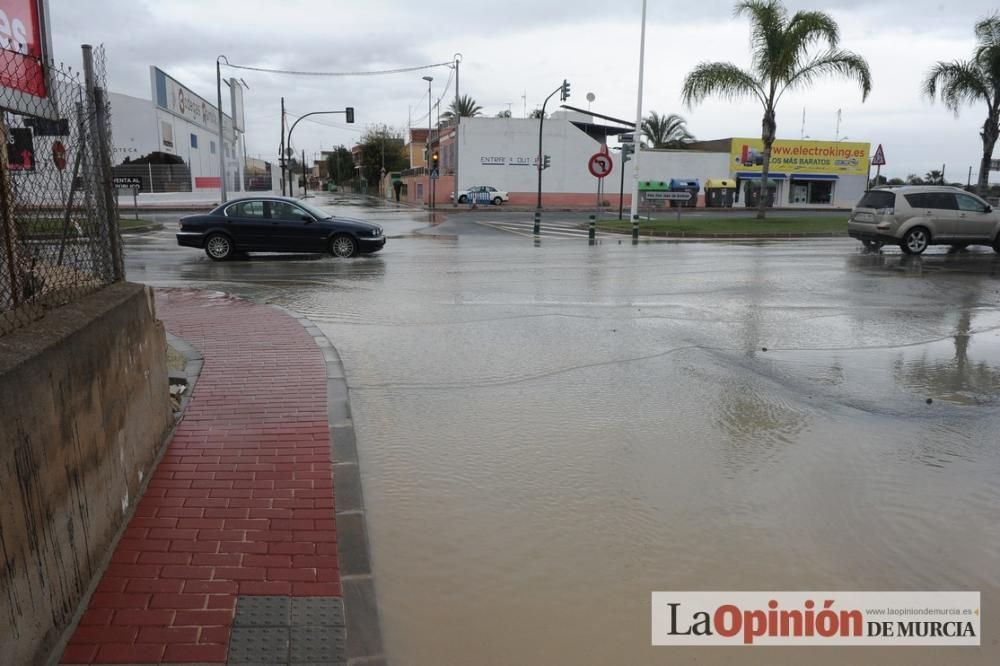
top-left (345, 107), bottom-right (355, 123)
top-left (543, 154), bottom-right (551, 170)
top-left (432, 151), bottom-right (440, 166)
top-left (560, 79), bottom-right (571, 102)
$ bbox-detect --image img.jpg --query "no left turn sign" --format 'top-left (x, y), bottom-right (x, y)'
top-left (588, 152), bottom-right (613, 178)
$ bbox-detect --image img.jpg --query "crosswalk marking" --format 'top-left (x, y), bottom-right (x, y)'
top-left (475, 219), bottom-right (618, 240)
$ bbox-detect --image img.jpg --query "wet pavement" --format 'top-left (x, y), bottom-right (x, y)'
top-left (126, 195), bottom-right (1000, 665)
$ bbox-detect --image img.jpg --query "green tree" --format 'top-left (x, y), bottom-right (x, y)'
top-left (357, 125), bottom-right (406, 185)
top-left (887, 177), bottom-right (905, 186)
top-left (906, 173), bottom-right (924, 185)
top-left (923, 14), bottom-right (1000, 196)
top-left (325, 146), bottom-right (354, 186)
top-left (496, 109), bottom-right (512, 118)
top-left (442, 94), bottom-right (483, 121)
top-left (641, 111), bottom-right (694, 148)
top-left (529, 108), bottom-right (546, 119)
top-left (681, 0), bottom-right (871, 219)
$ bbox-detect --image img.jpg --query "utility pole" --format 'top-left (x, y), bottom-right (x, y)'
top-left (216, 56), bottom-right (228, 202)
top-left (453, 54), bottom-right (461, 207)
top-left (628, 0), bottom-right (648, 227)
top-left (280, 97), bottom-right (286, 196)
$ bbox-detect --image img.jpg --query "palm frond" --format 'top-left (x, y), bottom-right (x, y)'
top-left (923, 60), bottom-right (990, 114)
top-left (681, 62), bottom-right (765, 107)
top-left (735, 0), bottom-right (785, 77)
top-left (781, 49), bottom-right (872, 102)
top-left (780, 10), bottom-right (840, 75)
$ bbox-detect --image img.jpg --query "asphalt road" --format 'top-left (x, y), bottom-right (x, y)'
top-left (125, 195), bottom-right (1000, 665)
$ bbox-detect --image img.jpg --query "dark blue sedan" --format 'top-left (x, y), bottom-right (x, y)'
top-left (176, 196), bottom-right (385, 261)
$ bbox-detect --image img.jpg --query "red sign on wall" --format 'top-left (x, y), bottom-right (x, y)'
top-left (0, 0), bottom-right (51, 103)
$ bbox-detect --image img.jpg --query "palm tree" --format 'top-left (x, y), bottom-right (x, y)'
top-left (925, 169), bottom-right (944, 184)
top-left (641, 111), bottom-right (694, 148)
top-left (923, 14), bottom-right (1000, 196)
top-left (442, 94), bottom-right (483, 121)
top-left (681, 0), bottom-right (871, 219)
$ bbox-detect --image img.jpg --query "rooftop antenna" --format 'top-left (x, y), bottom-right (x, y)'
top-left (522, 90), bottom-right (527, 118)
top-left (800, 107), bottom-right (805, 140)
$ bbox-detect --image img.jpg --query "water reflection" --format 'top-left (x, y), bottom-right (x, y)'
top-left (893, 301), bottom-right (1000, 405)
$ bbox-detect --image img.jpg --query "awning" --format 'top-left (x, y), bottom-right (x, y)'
top-left (788, 174), bottom-right (839, 181)
top-left (736, 171), bottom-right (787, 180)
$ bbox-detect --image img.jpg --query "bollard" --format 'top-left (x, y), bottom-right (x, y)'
top-left (588, 214), bottom-right (596, 245)
top-left (533, 210), bottom-right (541, 235)
top-left (632, 214), bottom-right (640, 241)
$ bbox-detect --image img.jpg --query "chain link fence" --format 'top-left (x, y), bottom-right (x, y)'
top-left (0, 45), bottom-right (122, 337)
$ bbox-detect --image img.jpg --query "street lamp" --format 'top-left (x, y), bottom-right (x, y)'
top-left (422, 75), bottom-right (433, 208)
top-left (628, 0), bottom-right (648, 236)
top-left (216, 55), bottom-right (229, 202)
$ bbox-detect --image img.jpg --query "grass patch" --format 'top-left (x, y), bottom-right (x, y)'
top-left (597, 214), bottom-right (847, 236)
top-left (20, 217), bottom-right (156, 236)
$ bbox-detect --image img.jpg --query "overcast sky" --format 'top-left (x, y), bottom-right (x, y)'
top-left (51, 0), bottom-right (999, 181)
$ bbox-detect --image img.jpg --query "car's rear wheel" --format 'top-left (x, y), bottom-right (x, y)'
top-left (993, 235), bottom-right (1000, 253)
top-left (330, 234), bottom-right (357, 258)
top-left (900, 227), bottom-right (929, 255)
top-left (458, 195), bottom-right (468, 204)
top-left (205, 233), bottom-right (234, 261)
top-left (492, 196), bottom-right (503, 206)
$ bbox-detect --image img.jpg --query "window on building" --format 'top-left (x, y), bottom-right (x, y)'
top-left (161, 121), bottom-right (174, 149)
top-left (190, 134), bottom-right (198, 149)
top-left (210, 141), bottom-right (216, 155)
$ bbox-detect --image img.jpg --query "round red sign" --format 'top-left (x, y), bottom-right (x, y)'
top-left (52, 141), bottom-right (67, 171)
top-left (588, 152), bottom-right (613, 178)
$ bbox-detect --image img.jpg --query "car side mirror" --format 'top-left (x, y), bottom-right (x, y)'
top-left (986, 205), bottom-right (993, 213)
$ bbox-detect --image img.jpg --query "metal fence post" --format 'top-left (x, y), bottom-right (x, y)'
top-left (83, 44), bottom-right (122, 282)
top-left (0, 117), bottom-right (21, 308)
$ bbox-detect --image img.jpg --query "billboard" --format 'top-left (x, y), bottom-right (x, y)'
top-left (0, 0), bottom-right (56, 118)
top-left (730, 138), bottom-right (870, 176)
top-left (150, 66), bottom-right (231, 135)
top-left (229, 78), bottom-right (244, 133)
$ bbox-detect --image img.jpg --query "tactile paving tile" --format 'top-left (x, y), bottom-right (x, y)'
top-left (227, 627), bottom-right (290, 664)
top-left (289, 626), bottom-right (347, 664)
top-left (234, 596), bottom-right (291, 627)
top-left (291, 597), bottom-right (346, 627)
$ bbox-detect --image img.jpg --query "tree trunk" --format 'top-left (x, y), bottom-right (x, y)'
top-left (757, 109), bottom-right (777, 220)
top-left (977, 111), bottom-right (999, 197)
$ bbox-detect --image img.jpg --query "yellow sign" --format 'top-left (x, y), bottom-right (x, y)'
top-left (730, 138), bottom-right (870, 176)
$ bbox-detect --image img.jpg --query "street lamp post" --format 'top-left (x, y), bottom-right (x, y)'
top-left (216, 56), bottom-right (229, 202)
top-left (422, 75), bottom-right (433, 208)
top-left (452, 53), bottom-right (461, 208)
top-left (628, 0), bottom-right (648, 232)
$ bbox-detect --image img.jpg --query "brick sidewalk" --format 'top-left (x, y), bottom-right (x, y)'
top-left (62, 290), bottom-right (341, 664)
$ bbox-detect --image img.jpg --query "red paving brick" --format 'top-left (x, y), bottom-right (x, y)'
top-left (61, 290), bottom-right (340, 664)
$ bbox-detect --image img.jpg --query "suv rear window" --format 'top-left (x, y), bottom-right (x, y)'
top-left (856, 190), bottom-right (896, 209)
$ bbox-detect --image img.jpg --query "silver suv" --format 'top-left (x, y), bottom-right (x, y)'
top-left (848, 185), bottom-right (1000, 254)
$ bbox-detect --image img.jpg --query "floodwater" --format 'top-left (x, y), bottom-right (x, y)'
top-left (128, 196), bottom-right (1000, 665)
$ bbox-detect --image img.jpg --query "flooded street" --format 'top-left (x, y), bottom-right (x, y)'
top-left (128, 196), bottom-right (1000, 664)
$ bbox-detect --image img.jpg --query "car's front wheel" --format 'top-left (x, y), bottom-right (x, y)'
top-left (900, 227), bottom-right (929, 255)
top-left (205, 233), bottom-right (234, 261)
top-left (330, 234), bottom-right (357, 258)
top-left (458, 195), bottom-right (468, 204)
top-left (492, 197), bottom-right (503, 206)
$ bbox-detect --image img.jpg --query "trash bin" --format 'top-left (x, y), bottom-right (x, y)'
top-left (743, 179), bottom-right (778, 208)
top-left (668, 179), bottom-right (700, 208)
top-left (638, 181), bottom-right (669, 208)
top-left (704, 179), bottom-right (736, 208)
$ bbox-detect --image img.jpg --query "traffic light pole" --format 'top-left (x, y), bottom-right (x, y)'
top-left (285, 108), bottom-right (354, 198)
top-left (536, 80), bottom-right (570, 214)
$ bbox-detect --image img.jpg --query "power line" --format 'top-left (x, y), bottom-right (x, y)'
top-left (224, 60), bottom-right (452, 77)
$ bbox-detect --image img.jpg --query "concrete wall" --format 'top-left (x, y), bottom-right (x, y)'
top-left (0, 282), bottom-right (173, 666)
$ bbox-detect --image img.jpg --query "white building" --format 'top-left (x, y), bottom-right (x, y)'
top-left (109, 67), bottom-right (243, 193)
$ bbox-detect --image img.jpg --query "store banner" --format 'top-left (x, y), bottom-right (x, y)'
top-left (731, 138), bottom-right (870, 176)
